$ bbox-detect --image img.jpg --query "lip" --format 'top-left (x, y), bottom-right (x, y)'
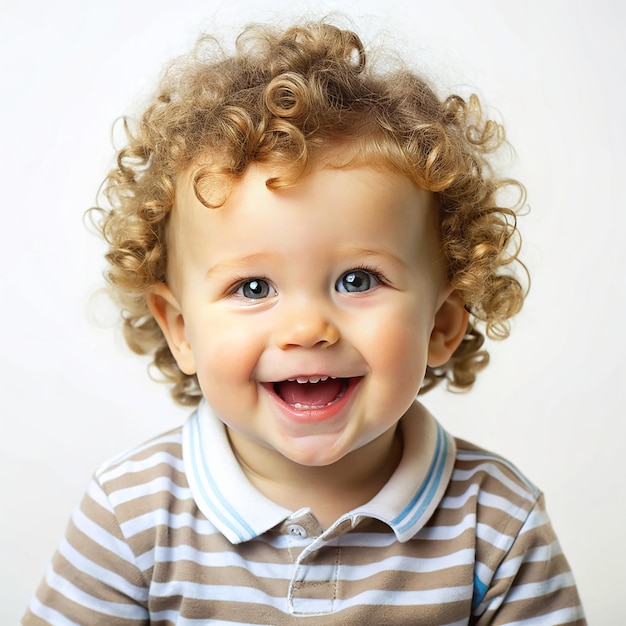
top-left (261, 377), bottom-right (362, 424)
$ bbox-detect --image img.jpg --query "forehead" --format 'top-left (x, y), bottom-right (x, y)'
top-left (168, 160), bottom-right (442, 275)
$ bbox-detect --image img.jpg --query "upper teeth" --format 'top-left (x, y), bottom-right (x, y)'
top-left (288, 376), bottom-right (334, 384)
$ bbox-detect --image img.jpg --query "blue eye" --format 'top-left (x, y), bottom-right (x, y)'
top-left (336, 269), bottom-right (380, 293)
top-left (236, 279), bottom-right (273, 299)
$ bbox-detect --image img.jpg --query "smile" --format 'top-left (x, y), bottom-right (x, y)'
top-left (273, 377), bottom-right (349, 409)
top-left (262, 376), bottom-right (362, 423)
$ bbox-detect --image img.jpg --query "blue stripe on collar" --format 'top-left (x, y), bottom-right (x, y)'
top-left (392, 421), bottom-right (449, 535)
top-left (182, 402), bottom-right (293, 544)
top-left (185, 410), bottom-right (256, 542)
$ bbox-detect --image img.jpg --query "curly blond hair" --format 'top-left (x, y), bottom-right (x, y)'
top-left (95, 19), bottom-right (527, 405)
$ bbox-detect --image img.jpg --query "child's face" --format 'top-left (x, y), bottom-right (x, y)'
top-left (152, 160), bottom-right (462, 469)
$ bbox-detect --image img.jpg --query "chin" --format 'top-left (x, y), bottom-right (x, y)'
top-left (280, 444), bottom-right (349, 468)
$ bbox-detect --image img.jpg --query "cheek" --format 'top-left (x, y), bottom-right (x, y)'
top-left (376, 326), bottom-right (429, 380)
top-left (362, 303), bottom-right (433, 390)
top-left (186, 315), bottom-right (264, 387)
top-left (188, 323), bottom-right (263, 420)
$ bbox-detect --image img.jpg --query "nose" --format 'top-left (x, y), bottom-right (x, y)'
top-left (273, 305), bottom-right (340, 350)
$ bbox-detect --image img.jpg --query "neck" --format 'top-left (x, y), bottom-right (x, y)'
top-left (228, 425), bottom-right (403, 529)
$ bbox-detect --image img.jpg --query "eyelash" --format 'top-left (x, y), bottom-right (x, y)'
top-left (348, 264), bottom-right (387, 283)
top-left (228, 264), bottom-right (388, 299)
top-left (229, 276), bottom-right (274, 297)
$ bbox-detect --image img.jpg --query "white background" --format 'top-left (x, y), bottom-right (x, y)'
top-left (1, 0), bottom-right (624, 623)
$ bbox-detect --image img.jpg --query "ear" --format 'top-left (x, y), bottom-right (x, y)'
top-left (427, 289), bottom-right (469, 368)
top-left (146, 283), bottom-right (197, 375)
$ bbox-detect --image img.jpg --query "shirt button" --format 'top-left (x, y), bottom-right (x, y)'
top-left (286, 524), bottom-right (307, 538)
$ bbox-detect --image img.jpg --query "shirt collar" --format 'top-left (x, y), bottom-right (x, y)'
top-left (182, 401), bottom-right (291, 544)
top-left (349, 402), bottom-right (457, 542)
top-left (182, 400), bottom-right (455, 544)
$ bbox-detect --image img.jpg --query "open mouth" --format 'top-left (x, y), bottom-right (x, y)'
top-left (272, 376), bottom-right (352, 410)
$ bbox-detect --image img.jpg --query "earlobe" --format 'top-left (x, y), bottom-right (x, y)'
top-left (427, 290), bottom-right (469, 368)
top-left (146, 284), bottom-right (197, 375)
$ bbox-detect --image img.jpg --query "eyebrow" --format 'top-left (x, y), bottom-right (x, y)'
top-left (204, 253), bottom-right (272, 280)
top-left (341, 246), bottom-right (409, 270)
top-left (204, 247), bottom-right (409, 280)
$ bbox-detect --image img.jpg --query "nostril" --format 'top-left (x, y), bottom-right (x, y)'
top-left (274, 317), bottom-right (340, 350)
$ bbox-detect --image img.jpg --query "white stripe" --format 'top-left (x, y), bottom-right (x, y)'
top-left (152, 544), bottom-right (293, 578)
top-left (95, 432), bottom-right (181, 476)
top-left (57, 537), bottom-right (148, 603)
top-left (442, 485), bottom-right (529, 522)
top-left (324, 549), bottom-right (476, 577)
top-left (322, 531), bottom-right (396, 547)
top-left (474, 502), bottom-right (554, 597)
top-left (99, 450), bottom-right (185, 483)
top-left (474, 559), bottom-right (496, 590)
top-left (85, 476), bottom-right (115, 508)
top-left (44, 565), bottom-right (148, 619)
top-left (453, 463), bottom-right (536, 503)
top-left (150, 581), bottom-right (287, 609)
top-left (27, 595), bottom-right (81, 626)
top-left (477, 491), bottom-right (530, 521)
top-left (72, 502), bottom-right (138, 565)
top-left (149, 610), bottom-right (479, 626)
top-left (503, 604), bottom-right (586, 625)
top-left (517, 504), bottom-right (549, 534)
top-left (134, 546), bottom-right (157, 572)
top-left (333, 585), bottom-right (473, 610)
top-left (147, 544), bottom-right (476, 580)
top-left (524, 541), bottom-right (563, 562)
top-left (149, 610), bottom-right (268, 625)
top-left (505, 572), bottom-right (577, 603)
top-left (492, 541), bottom-right (564, 582)
top-left (476, 521), bottom-right (516, 552)
top-left (455, 450), bottom-right (538, 496)
top-left (417, 513), bottom-right (478, 541)
top-left (107, 476), bottom-right (192, 508)
top-left (119, 508), bottom-right (216, 538)
top-left (439, 483), bottom-right (480, 508)
top-left (148, 581), bottom-right (472, 608)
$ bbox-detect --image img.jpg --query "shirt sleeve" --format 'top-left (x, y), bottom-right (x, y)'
top-left (472, 494), bottom-right (586, 625)
top-left (22, 478), bottom-right (150, 625)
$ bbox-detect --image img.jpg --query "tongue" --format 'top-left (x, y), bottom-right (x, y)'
top-left (276, 379), bottom-right (346, 407)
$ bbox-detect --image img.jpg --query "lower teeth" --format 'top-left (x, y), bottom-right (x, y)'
top-left (291, 389), bottom-right (346, 410)
top-left (293, 402), bottom-right (322, 410)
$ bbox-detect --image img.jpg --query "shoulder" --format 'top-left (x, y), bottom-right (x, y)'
top-left (431, 438), bottom-right (544, 556)
top-left (93, 426), bottom-right (188, 502)
top-left (451, 437), bottom-right (541, 510)
top-left (447, 445), bottom-right (585, 621)
top-left (82, 425), bottom-right (203, 563)
top-left (441, 438), bottom-right (554, 570)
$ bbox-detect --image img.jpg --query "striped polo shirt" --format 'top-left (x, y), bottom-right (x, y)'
top-left (24, 401), bottom-right (586, 624)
